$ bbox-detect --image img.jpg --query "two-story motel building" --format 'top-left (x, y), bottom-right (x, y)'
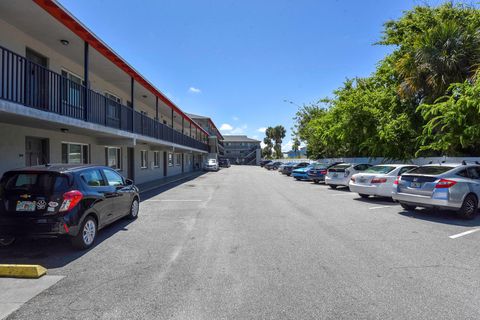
top-left (0, 0), bottom-right (214, 184)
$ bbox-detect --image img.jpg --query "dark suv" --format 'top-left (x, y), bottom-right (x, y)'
top-left (219, 158), bottom-right (231, 168)
top-left (0, 164), bottom-right (140, 249)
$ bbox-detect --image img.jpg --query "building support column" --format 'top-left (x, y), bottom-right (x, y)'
top-left (83, 41), bottom-right (89, 122)
top-left (155, 96), bottom-right (159, 121)
top-left (171, 109), bottom-right (174, 128)
top-left (130, 77), bottom-right (135, 132)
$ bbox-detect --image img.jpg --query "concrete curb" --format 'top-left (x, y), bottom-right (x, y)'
top-left (139, 172), bottom-right (203, 194)
top-left (0, 264), bottom-right (47, 279)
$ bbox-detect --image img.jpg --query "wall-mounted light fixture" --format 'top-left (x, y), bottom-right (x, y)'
top-left (142, 94), bottom-right (147, 98)
top-left (60, 128), bottom-right (69, 133)
top-left (60, 39), bottom-right (70, 46)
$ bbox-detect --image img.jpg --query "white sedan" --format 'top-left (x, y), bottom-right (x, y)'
top-left (349, 164), bottom-right (417, 198)
top-left (325, 163), bottom-right (372, 189)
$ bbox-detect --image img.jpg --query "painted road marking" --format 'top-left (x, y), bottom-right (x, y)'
top-left (449, 228), bottom-right (480, 239)
top-left (145, 199), bottom-right (203, 202)
top-left (369, 205), bottom-right (397, 210)
top-left (331, 193), bottom-right (355, 196)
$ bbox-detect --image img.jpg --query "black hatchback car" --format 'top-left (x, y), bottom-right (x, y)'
top-left (0, 164), bottom-right (140, 250)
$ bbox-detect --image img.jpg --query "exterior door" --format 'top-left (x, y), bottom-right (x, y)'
top-left (127, 147), bottom-right (135, 181)
top-left (25, 48), bottom-right (49, 109)
top-left (25, 137), bottom-right (48, 166)
top-left (163, 151), bottom-right (167, 176)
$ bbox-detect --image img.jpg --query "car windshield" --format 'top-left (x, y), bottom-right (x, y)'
top-left (364, 165), bottom-right (396, 174)
top-left (331, 164), bottom-right (351, 170)
top-left (407, 166), bottom-right (455, 175)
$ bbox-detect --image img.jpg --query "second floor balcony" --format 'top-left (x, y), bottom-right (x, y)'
top-left (0, 45), bottom-right (209, 152)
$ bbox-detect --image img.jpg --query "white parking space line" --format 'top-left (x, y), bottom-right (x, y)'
top-left (144, 199), bottom-right (203, 202)
top-left (449, 228), bottom-right (480, 239)
top-left (369, 205), bottom-right (397, 210)
top-left (331, 193), bottom-right (355, 196)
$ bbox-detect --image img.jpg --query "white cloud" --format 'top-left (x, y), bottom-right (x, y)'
top-left (188, 87), bottom-right (201, 94)
top-left (232, 116), bottom-right (239, 121)
top-left (282, 140), bottom-right (293, 153)
top-left (231, 124), bottom-right (247, 134)
top-left (220, 123), bottom-right (233, 131)
top-left (257, 127), bottom-right (267, 133)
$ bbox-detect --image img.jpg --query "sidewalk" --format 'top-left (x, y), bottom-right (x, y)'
top-left (137, 170), bottom-right (204, 194)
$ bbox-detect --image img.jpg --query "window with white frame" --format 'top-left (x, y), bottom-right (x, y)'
top-left (105, 147), bottom-right (121, 170)
top-left (153, 151), bottom-right (160, 168)
top-left (105, 92), bottom-right (121, 120)
top-left (61, 69), bottom-right (84, 106)
top-left (61, 142), bottom-right (89, 164)
top-left (168, 153), bottom-right (173, 167)
top-left (140, 150), bottom-right (148, 169)
top-left (175, 153), bottom-right (182, 166)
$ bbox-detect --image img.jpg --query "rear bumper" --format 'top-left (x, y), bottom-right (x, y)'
top-left (325, 176), bottom-right (349, 187)
top-left (349, 183), bottom-right (393, 197)
top-left (0, 215), bottom-right (70, 238)
top-left (292, 172), bottom-right (310, 180)
top-left (392, 192), bottom-right (462, 209)
top-left (308, 174), bottom-right (326, 182)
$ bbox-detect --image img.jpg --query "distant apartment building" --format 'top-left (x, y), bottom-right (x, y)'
top-left (223, 135), bottom-right (261, 165)
top-left (0, 0), bottom-right (213, 184)
top-left (186, 113), bottom-right (224, 160)
top-left (284, 146), bottom-right (307, 159)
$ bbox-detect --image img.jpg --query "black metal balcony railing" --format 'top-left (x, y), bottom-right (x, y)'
top-left (0, 45), bottom-right (208, 152)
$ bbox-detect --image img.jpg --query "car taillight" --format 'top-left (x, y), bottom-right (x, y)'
top-left (350, 177), bottom-right (356, 182)
top-left (435, 179), bottom-right (457, 189)
top-left (371, 178), bottom-right (387, 184)
top-left (59, 190), bottom-right (83, 212)
top-left (394, 176), bottom-right (400, 185)
top-left (320, 170), bottom-right (327, 175)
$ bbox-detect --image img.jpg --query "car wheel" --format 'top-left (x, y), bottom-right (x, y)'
top-left (400, 203), bottom-right (416, 211)
top-left (128, 198), bottom-right (140, 220)
top-left (313, 180), bottom-right (319, 184)
top-left (458, 194), bottom-right (478, 220)
top-left (359, 194), bottom-right (369, 199)
top-left (0, 236), bottom-right (15, 247)
top-left (329, 185), bottom-right (337, 189)
top-left (71, 216), bottom-right (97, 250)
top-left (295, 177), bottom-right (300, 181)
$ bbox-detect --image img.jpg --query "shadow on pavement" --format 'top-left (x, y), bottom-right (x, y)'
top-left (398, 208), bottom-right (480, 227)
top-left (0, 172), bottom-right (207, 268)
top-left (353, 197), bottom-right (397, 205)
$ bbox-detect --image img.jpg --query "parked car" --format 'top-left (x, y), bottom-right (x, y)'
top-left (0, 164), bottom-right (140, 249)
top-left (260, 160), bottom-right (272, 167)
top-left (278, 162), bottom-right (294, 174)
top-left (325, 163), bottom-right (372, 189)
top-left (265, 161), bottom-right (283, 170)
top-left (392, 162), bottom-right (480, 219)
top-left (284, 162), bottom-right (310, 176)
top-left (292, 163), bottom-right (320, 181)
top-left (307, 162), bottom-right (343, 184)
top-left (218, 158), bottom-right (231, 168)
top-left (349, 164), bottom-right (417, 198)
top-left (204, 159), bottom-right (219, 171)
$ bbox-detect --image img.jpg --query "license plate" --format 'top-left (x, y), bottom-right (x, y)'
top-left (410, 182), bottom-right (422, 188)
top-left (359, 177), bottom-right (366, 183)
top-left (332, 173), bottom-right (338, 178)
top-left (16, 201), bottom-right (36, 212)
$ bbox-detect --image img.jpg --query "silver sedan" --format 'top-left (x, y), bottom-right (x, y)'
top-left (392, 163), bottom-right (480, 219)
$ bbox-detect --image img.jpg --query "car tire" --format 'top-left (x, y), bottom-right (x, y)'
top-left (127, 198), bottom-right (140, 220)
top-left (329, 185), bottom-right (337, 189)
top-left (295, 177), bottom-right (300, 181)
top-left (457, 194), bottom-right (478, 220)
top-left (359, 194), bottom-right (369, 199)
top-left (0, 236), bottom-right (15, 247)
top-left (313, 180), bottom-right (319, 184)
top-left (400, 203), bottom-right (416, 211)
top-left (71, 216), bottom-right (97, 250)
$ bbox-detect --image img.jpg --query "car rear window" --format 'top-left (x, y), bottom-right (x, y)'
top-left (364, 165), bottom-right (396, 174)
top-left (2, 173), bottom-right (70, 194)
top-left (407, 166), bottom-right (455, 175)
top-left (332, 164), bottom-right (351, 170)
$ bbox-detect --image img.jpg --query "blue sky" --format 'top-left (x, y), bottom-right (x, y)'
top-left (58, 0), bottom-right (448, 151)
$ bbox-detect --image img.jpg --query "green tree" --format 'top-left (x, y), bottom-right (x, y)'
top-left (292, 138), bottom-right (300, 157)
top-left (272, 125), bottom-right (286, 159)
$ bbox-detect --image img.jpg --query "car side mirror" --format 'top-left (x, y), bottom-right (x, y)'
top-left (125, 179), bottom-right (134, 186)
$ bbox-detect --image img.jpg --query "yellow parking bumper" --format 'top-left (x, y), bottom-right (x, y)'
top-left (0, 264), bottom-right (47, 279)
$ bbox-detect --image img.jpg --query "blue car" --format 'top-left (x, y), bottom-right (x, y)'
top-left (292, 163), bottom-right (315, 180)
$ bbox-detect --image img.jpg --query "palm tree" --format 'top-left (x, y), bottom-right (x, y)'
top-left (272, 125), bottom-right (286, 159)
top-left (396, 21), bottom-right (480, 102)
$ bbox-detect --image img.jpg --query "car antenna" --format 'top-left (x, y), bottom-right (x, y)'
top-left (462, 160), bottom-right (467, 165)
top-left (428, 161), bottom-right (433, 164)
top-left (476, 161), bottom-right (480, 165)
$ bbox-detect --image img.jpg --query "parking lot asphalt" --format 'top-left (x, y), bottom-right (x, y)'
top-left (2, 166), bottom-right (480, 319)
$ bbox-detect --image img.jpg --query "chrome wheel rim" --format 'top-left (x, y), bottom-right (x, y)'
top-left (465, 198), bottom-right (476, 215)
top-left (131, 200), bottom-right (139, 217)
top-left (83, 220), bottom-right (96, 246)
